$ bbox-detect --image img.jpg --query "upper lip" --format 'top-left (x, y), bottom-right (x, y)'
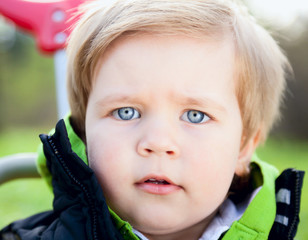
top-left (136, 174), bottom-right (178, 186)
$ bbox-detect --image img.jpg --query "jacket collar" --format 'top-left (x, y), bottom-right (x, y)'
top-left (221, 157), bottom-right (279, 239)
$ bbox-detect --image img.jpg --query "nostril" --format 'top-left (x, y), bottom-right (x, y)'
top-left (145, 148), bottom-right (153, 153)
top-left (145, 149), bottom-right (174, 155)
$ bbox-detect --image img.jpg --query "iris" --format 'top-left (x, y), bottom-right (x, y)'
top-left (184, 110), bottom-right (209, 124)
top-left (113, 107), bottom-right (140, 120)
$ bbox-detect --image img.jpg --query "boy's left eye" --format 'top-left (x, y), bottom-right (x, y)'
top-left (181, 110), bottom-right (210, 124)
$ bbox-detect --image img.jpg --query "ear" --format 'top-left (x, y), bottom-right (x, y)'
top-left (235, 130), bottom-right (261, 176)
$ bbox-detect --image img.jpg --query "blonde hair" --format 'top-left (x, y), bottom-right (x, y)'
top-left (66, 0), bottom-right (291, 144)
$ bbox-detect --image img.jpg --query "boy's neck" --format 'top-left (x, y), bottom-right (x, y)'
top-left (140, 210), bottom-right (217, 240)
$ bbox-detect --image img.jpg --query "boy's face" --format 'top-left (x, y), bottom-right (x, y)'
top-left (86, 34), bottom-right (245, 238)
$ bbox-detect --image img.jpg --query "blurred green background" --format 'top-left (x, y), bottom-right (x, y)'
top-left (0, 0), bottom-right (307, 239)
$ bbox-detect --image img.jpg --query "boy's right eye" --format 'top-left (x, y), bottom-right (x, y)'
top-left (112, 107), bottom-right (140, 120)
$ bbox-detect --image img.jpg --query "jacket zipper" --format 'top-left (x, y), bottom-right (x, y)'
top-left (287, 170), bottom-right (302, 240)
top-left (48, 136), bottom-right (99, 240)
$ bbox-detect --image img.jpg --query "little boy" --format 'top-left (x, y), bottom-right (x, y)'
top-left (1, 0), bottom-right (304, 240)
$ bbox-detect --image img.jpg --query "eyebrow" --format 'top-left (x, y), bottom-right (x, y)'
top-left (95, 93), bottom-right (227, 113)
top-left (95, 94), bottom-right (141, 107)
top-left (175, 95), bottom-right (227, 113)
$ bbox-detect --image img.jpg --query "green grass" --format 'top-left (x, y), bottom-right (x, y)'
top-left (0, 128), bottom-right (307, 239)
top-left (0, 126), bottom-right (54, 228)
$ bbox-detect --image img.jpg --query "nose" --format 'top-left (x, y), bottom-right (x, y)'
top-left (136, 121), bottom-right (180, 159)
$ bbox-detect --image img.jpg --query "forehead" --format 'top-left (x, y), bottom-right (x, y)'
top-left (97, 31), bottom-right (234, 67)
top-left (92, 33), bottom-right (237, 105)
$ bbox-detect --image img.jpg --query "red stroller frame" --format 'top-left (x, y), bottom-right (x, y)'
top-left (0, 0), bottom-right (84, 184)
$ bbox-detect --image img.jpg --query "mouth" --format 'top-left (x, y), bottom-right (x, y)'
top-left (135, 175), bottom-right (182, 195)
top-left (144, 178), bottom-right (171, 185)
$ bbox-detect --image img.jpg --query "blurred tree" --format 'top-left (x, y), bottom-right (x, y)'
top-left (275, 20), bottom-right (308, 139)
top-left (0, 24), bottom-right (57, 131)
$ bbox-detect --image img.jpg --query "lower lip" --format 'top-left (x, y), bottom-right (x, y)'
top-left (136, 182), bottom-right (182, 195)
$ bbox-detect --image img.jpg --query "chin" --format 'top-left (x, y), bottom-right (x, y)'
top-left (134, 223), bottom-right (181, 237)
top-left (128, 211), bottom-right (179, 232)
top-left (131, 211), bottom-right (195, 236)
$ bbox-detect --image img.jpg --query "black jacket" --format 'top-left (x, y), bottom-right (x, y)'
top-left (1, 120), bottom-right (123, 240)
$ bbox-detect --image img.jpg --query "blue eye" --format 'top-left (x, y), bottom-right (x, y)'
top-left (182, 110), bottom-right (210, 124)
top-left (112, 107), bottom-right (140, 120)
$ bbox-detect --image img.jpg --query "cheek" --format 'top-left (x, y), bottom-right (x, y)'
top-left (185, 146), bottom-right (238, 191)
top-left (182, 124), bottom-right (242, 197)
top-left (86, 126), bottom-right (131, 189)
top-left (87, 127), bottom-right (116, 166)
top-left (183, 126), bottom-right (241, 169)
top-left (184, 144), bottom-right (238, 210)
top-left (87, 121), bottom-right (128, 163)
top-left (87, 137), bottom-right (133, 211)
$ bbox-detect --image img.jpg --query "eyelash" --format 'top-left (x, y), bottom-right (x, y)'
top-left (111, 107), bottom-right (211, 124)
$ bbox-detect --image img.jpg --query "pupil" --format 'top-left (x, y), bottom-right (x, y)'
top-left (119, 107), bottom-right (134, 120)
top-left (188, 110), bottom-right (203, 123)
